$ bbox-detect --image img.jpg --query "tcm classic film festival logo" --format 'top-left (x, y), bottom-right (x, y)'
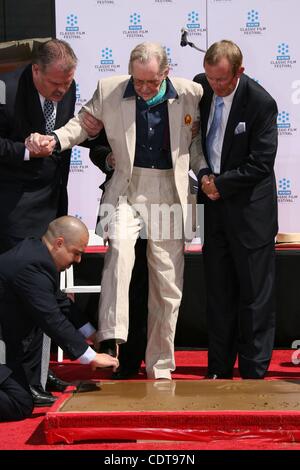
top-left (75, 83), bottom-right (88, 108)
top-left (277, 110), bottom-right (297, 137)
top-left (240, 9), bottom-right (266, 35)
top-left (123, 12), bottom-right (149, 39)
top-left (185, 10), bottom-right (206, 37)
top-left (95, 47), bottom-right (121, 73)
top-left (59, 14), bottom-right (86, 40)
top-left (70, 148), bottom-right (88, 174)
top-left (164, 47), bottom-right (178, 71)
top-left (271, 43), bottom-right (296, 69)
top-left (277, 178), bottom-right (298, 204)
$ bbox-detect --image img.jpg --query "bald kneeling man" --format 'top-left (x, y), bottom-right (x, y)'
top-left (0, 216), bottom-right (118, 421)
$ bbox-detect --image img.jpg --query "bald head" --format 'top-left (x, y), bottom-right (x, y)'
top-left (45, 216), bottom-right (89, 244)
top-left (43, 216), bottom-right (89, 271)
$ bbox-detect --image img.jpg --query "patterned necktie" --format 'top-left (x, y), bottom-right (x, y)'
top-left (206, 96), bottom-right (224, 173)
top-left (43, 99), bottom-right (55, 134)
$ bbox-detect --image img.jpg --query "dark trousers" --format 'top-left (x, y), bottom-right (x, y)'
top-left (203, 202), bottom-right (276, 379)
top-left (0, 365), bottom-right (33, 422)
top-left (118, 238), bottom-right (148, 369)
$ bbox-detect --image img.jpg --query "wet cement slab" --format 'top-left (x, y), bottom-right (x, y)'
top-left (59, 379), bottom-right (300, 413)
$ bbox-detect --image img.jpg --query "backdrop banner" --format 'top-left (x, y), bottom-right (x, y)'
top-left (55, 0), bottom-right (300, 234)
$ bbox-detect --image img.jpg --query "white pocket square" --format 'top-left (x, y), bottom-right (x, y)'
top-left (234, 122), bottom-right (246, 135)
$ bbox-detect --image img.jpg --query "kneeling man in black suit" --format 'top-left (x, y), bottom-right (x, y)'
top-left (0, 216), bottom-right (118, 421)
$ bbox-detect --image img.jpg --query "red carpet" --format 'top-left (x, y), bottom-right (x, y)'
top-left (1, 350), bottom-right (300, 450)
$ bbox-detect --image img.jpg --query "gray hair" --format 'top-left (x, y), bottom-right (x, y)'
top-left (128, 42), bottom-right (168, 75)
top-left (32, 39), bottom-right (77, 73)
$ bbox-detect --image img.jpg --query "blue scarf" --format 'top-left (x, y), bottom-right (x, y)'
top-left (146, 79), bottom-right (167, 107)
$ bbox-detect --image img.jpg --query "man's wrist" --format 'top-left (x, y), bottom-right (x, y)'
top-left (50, 132), bottom-right (61, 151)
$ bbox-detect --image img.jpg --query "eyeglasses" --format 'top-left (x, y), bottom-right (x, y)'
top-left (132, 75), bottom-right (164, 88)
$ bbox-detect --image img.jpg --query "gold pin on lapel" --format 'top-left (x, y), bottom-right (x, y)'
top-left (184, 114), bottom-right (192, 125)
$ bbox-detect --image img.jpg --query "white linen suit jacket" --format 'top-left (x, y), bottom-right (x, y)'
top-left (55, 75), bottom-right (204, 236)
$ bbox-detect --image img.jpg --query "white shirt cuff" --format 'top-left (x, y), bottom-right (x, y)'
top-left (79, 322), bottom-right (96, 338)
top-left (24, 148), bottom-right (30, 160)
top-left (78, 346), bottom-right (97, 364)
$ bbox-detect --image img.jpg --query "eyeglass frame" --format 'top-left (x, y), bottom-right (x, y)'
top-left (131, 70), bottom-right (168, 89)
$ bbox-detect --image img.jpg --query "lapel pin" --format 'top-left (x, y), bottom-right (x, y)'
top-left (184, 114), bottom-right (192, 125)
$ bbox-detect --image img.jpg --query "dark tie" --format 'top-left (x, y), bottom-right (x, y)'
top-left (43, 99), bottom-right (55, 134)
top-left (206, 96), bottom-right (224, 173)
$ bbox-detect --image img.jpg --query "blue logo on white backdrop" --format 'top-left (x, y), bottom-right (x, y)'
top-left (66, 14), bottom-right (79, 31)
top-left (95, 47), bottom-right (120, 72)
top-left (246, 9), bottom-right (259, 27)
top-left (123, 12), bottom-right (148, 38)
top-left (76, 83), bottom-right (80, 100)
top-left (277, 178), bottom-right (298, 203)
top-left (101, 48), bottom-right (114, 65)
top-left (163, 46), bottom-right (178, 71)
top-left (277, 111), bottom-right (290, 129)
top-left (186, 11), bottom-right (200, 29)
top-left (277, 43), bottom-right (290, 61)
top-left (277, 110), bottom-right (297, 135)
top-left (185, 11), bottom-right (206, 36)
top-left (71, 148), bottom-right (82, 166)
top-left (165, 47), bottom-right (171, 64)
top-left (70, 148), bottom-right (88, 173)
top-left (129, 12), bottom-right (142, 31)
top-left (240, 9), bottom-right (266, 34)
top-left (75, 83), bottom-right (88, 107)
top-left (271, 43), bottom-right (296, 68)
top-left (60, 14), bottom-right (86, 39)
top-left (278, 178), bottom-right (291, 196)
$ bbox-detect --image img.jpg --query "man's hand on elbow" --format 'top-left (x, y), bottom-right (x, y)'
top-left (81, 111), bottom-right (103, 137)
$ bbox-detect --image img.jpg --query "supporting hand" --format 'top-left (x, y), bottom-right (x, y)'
top-left (25, 133), bottom-right (56, 157)
top-left (81, 111), bottom-right (104, 137)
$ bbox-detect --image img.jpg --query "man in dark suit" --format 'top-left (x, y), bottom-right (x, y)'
top-left (0, 40), bottom-right (78, 251)
top-left (193, 40), bottom-right (278, 379)
top-left (0, 39), bottom-right (103, 401)
top-left (0, 216), bottom-right (118, 421)
top-left (89, 144), bottom-right (148, 379)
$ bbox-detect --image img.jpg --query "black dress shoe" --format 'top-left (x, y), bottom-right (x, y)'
top-left (205, 373), bottom-right (233, 379)
top-left (111, 365), bottom-right (140, 380)
top-left (99, 339), bottom-right (117, 357)
top-left (29, 385), bottom-right (57, 407)
top-left (46, 369), bottom-right (70, 392)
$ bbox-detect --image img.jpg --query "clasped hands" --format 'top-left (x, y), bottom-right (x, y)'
top-left (25, 112), bottom-right (103, 158)
top-left (201, 174), bottom-right (220, 201)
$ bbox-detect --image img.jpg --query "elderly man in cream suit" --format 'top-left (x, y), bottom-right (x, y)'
top-left (29, 42), bottom-right (204, 379)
